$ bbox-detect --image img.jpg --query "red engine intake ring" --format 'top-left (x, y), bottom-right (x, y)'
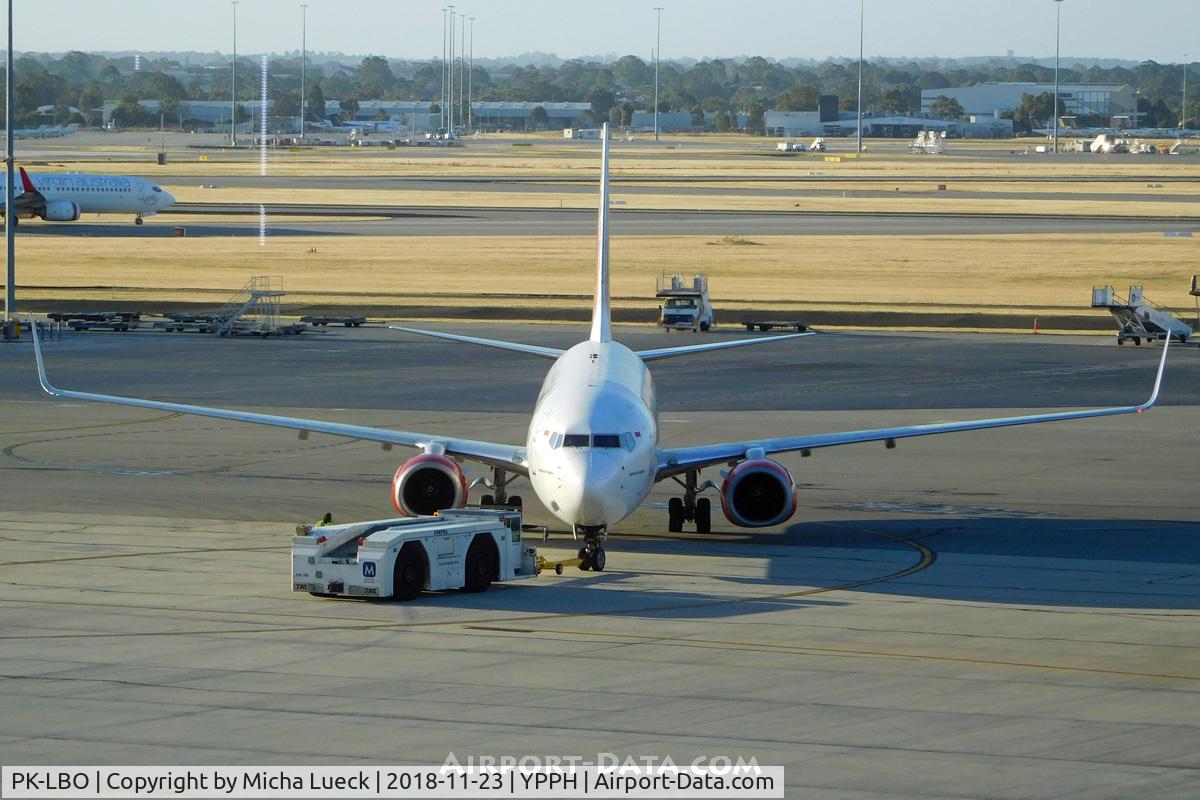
top-left (391, 453), bottom-right (468, 516)
top-left (720, 458), bottom-right (798, 528)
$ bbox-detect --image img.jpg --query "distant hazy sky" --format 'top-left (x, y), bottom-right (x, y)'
top-left (14, 0), bottom-right (1198, 62)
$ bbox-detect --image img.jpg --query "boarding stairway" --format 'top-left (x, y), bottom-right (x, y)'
top-left (1091, 285), bottom-right (1194, 344)
top-left (211, 275), bottom-right (285, 335)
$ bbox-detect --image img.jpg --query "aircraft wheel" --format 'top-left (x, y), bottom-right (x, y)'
top-left (700, 321), bottom-right (710, 332)
top-left (1134, 338), bottom-right (1141, 346)
top-left (591, 548), bottom-right (606, 572)
top-left (695, 498), bottom-right (712, 534)
top-left (668, 497), bottom-right (684, 533)
top-left (577, 547), bottom-right (592, 571)
top-left (135, 217), bottom-right (144, 225)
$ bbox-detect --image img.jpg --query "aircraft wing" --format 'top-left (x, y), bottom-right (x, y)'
top-left (30, 320), bottom-right (528, 474)
top-left (655, 341), bottom-right (1169, 480)
top-left (637, 331), bottom-right (814, 362)
top-left (390, 326), bottom-right (565, 359)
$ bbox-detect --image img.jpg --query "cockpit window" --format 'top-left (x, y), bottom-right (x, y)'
top-left (592, 434), bottom-right (621, 448)
top-left (152, 186), bottom-right (162, 192)
top-left (563, 434), bottom-right (590, 448)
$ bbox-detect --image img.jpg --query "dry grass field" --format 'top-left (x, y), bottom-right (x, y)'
top-left (17, 232), bottom-right (1199, 320)
top-left (12, 133), bottom-right (1200, 328)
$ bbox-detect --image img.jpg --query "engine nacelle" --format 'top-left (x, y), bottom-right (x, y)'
top-left (391, 453), bottom-right (468, 516)
top-left (720, 458), bottom-right (797, 528)
top-left (41, 201), bottom-right (81, 222)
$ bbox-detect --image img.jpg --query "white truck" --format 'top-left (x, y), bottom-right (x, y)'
top-left (656, 274), bottom-right (714, 332)
top-left (292, 508), bottom-right (540, 600)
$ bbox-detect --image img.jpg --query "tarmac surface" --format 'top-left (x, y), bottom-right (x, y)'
top-left (23, 205), bottom-right (1200, 238)
top-left (1, 325), bottom-right (1197, 798)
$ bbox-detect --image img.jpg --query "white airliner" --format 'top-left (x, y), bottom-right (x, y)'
top-left (30, 123), bottom-right (1168, 573)
top-left (3, 167), bottom-right (176, 225)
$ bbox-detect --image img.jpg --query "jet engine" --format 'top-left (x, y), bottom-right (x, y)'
top-left (720, 458), bottom-right (797, 528)
top-left (41, 201), bottom-right (81, 222)
top-left (391, 453), bottom-right (468, 516)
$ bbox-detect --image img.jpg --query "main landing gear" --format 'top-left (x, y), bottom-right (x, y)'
top-left (479, 466), bottom-right (522, 509)
top-left (575, 526), bottom-right (607, 572)
top-left (134, 215), bottom-right (144, 226)
top-left (667, 470), bottom-right (712, 534)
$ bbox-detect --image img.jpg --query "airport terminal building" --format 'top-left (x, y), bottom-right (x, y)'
top-left (920, 82), bottom-right (1135, 120)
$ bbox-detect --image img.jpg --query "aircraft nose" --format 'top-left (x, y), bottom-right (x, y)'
top-left (556, 451), bottom-right (624, 526)
top-left (161, 190), bottom-right (176, 206)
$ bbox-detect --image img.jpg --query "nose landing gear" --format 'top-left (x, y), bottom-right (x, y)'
top-left (574, 525), bottom-right (607, 571)
top-left (667, 470), bottom-right (713, 534)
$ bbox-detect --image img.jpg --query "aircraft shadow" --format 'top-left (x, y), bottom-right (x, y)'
top-left (427, 516), bottom-right (1200, 614)
top-left (16, 223), bottom-right (342, 238)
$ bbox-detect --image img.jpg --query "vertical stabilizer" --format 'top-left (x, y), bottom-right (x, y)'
top-left (589, 123), bottom-right (612, 343)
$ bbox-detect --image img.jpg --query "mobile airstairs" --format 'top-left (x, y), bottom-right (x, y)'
top-left (1091, 285), bottom-right (1194, 345)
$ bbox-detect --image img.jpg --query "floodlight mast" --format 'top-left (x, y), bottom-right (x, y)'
top-left (1053, 0), bottom-right (1064, 153)
top-left (653, 7), bottom-right (662, 142)
top-left (231, 0), bottom-right (238, 146)
top-left (856, 0), bottom-right (864, 153)
top-left (300, 4), bottom-right (308, 137)
top-left (4, 0), bottom-right (14, 340)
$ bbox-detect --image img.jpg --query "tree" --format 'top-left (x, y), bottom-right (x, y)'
top-left (712, 109), bottom-right (732, 132)
top-left (608, 106), bottom-right (623, 128)
top-left (338, 97), bottom-right (360, 119)
top-left (271, 90), bottom-right (301, 118)
top-left (530, 105), bottom-right (549, 128)
top-left (78, 82), bottom-right (106, 126)
top-left (305, 84), bottom-right (325, 121)
top-left (774, 82), bottom-right (819, 112)
top-left (356, 55), bottom-right (396, 97)
top-left (880, 85), bottom-right (919, 115)
top-left (929, 95), bottom-right (966, 120)
top-left (586, 87), bottom-right (616, 119)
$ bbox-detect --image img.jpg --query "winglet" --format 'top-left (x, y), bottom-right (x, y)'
top-left (589, 122), bottom-right (612, 344)
top-left (28, 315), bottom-right (62, 397)
top-left (1138, 335), bottom-right (1170, 411)
top-left (18, 167), bottom-right (35, 194)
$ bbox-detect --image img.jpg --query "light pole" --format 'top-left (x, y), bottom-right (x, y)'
top-left (459, 16), bottom-right (465, 130)
top-left (468, 16), bottom-right (474, 131)
top-left (856, 0), bottom-right (864, 153)
top-left (300, 3), bottom-right (308, 138)
top-left (653, 7), bottom-right (662, 141)
top-left (441, 7), bottom-right (447, 132)
top-left (1053, 0), bottom-right (1063, 153)
top-left (448, 6), bottom-right (455, 135)
top-left (231, 0), bottom-right (238, 146)
top-left (1183, 54), bottom-right (1190, 131)
top-left (4, 0), bottom-right (14, 340)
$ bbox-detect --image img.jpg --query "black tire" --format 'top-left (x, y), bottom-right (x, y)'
top-left (744, 323), bottom-right (753, 332)
top-left (759, 325), bottom-right (770, 332)
top-left (591, 548), bottom-right (606, 572)
top-left (1134, 338), bottom-right (1141, 346)
top-left (668, 497), bottom-right (684, 533)
top-left (554, 564), bottom-right (564, 575)
top-left (578, 547), bottom-right (592, 571)
top-left (1117, 338), bottom-right (1125, 345)
top-left (508, 495), bottom-right (523, 508)
top-left (695, 497), bottom-right (712, 534)
top-left (480, 494), bottom-right (494, 506)
top-left (463, 534), bottom-right (499, 593)
top-left (391, 543), bottom-right (426, 601)
top-left (700, 321), bottom-right (710, 332)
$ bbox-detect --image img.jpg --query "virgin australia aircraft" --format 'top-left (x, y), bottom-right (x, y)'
top-left (3, 167), bottom-right (175, 225)
top-left (30, 123), bottom-right (1168, 572)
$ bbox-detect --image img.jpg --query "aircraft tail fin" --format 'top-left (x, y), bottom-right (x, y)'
top-left (18, 167), bottom-right (35, 194)
top-left (589, 123), bottom-right (612, 343)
